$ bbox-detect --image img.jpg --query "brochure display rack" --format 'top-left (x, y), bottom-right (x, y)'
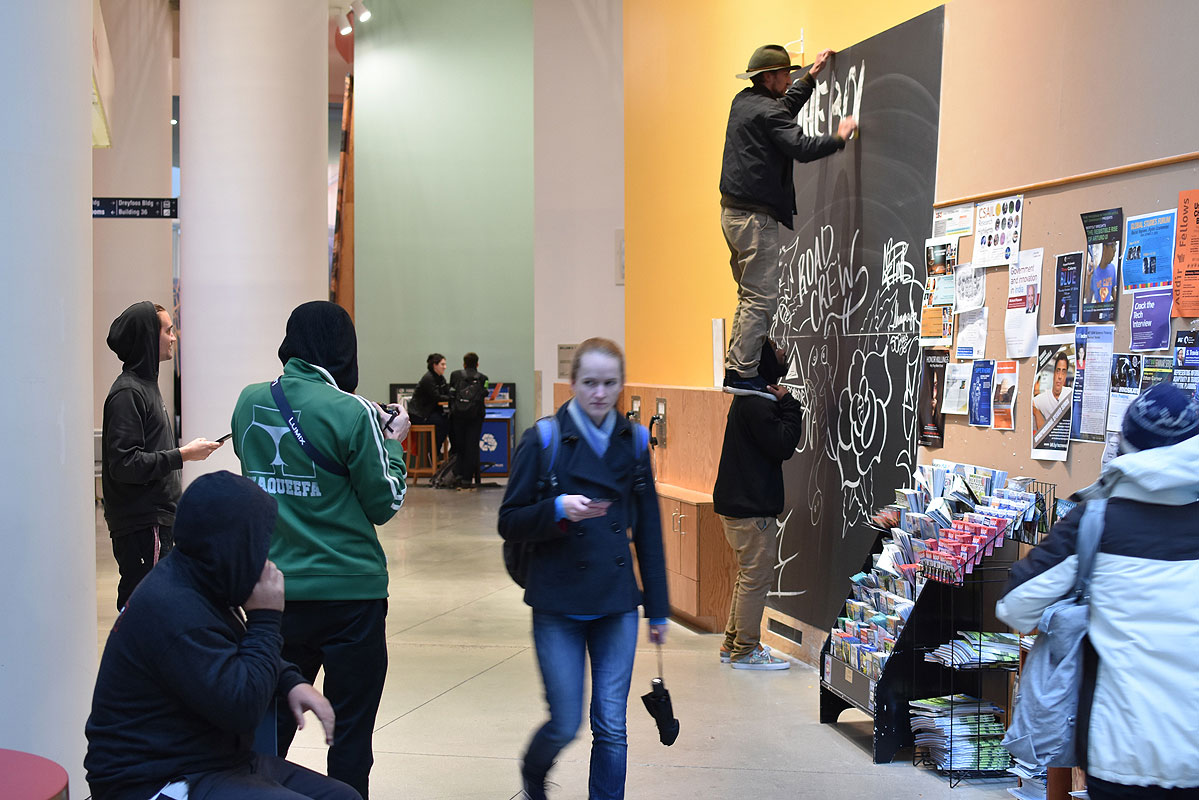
top-left (819, 463), bottom-right (1051, 779)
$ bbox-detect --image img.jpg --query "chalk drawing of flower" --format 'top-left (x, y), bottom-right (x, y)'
top-left (834, 344), bottom-right (894, 529)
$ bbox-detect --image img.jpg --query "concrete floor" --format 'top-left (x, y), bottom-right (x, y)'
top-left (95, 485), bottom-right (1017, 799)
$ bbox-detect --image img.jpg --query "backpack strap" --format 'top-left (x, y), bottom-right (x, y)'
top-left (1072, 498), bottom-right (1106, 605)
top-left (534, 416), bottom-right (560, 498)
top-left (269, 378), bottom-right (350, 477)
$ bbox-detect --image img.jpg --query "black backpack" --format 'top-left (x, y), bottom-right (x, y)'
top-left (453, 376), bottom-right (486, 417)
top-left (503, 416), bottom-right (650, 587)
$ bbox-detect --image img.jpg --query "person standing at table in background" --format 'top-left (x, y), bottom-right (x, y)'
top-left (449, 351), bottom-right (489, 488)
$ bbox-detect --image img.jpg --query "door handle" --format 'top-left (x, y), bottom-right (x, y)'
top-left (678, 514), bottom-right (686, 534)
top-left (671, 510), bottom-right (678, 532)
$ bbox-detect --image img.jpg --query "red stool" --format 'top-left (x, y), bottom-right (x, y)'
top-left (0, 748), bottom-right (69, 800)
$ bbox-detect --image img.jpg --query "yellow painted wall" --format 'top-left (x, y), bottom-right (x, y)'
top-left (623, 0), bottom-right (945, 386)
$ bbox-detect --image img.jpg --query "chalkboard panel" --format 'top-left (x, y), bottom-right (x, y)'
top-left (769, 7), bottom-right (943, 629)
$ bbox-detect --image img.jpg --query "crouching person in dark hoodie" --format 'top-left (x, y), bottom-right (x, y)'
top-left (84, 471), bottom-right (361, 800)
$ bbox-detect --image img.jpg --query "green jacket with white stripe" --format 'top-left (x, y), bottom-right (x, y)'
top-left (231, 358), bottom-right (406, 601)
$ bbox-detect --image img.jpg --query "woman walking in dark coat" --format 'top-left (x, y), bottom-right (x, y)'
top-left (498, 337), bottom-right (669, 800)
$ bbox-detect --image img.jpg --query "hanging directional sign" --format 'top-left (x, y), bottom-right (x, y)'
top-left (92, 197), bottom-right (178, 218)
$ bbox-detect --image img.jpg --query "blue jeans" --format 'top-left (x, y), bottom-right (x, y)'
top-left (524, 610), bottom-right (639, 800)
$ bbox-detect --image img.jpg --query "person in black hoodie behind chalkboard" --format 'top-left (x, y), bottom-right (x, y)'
top-left (713, 340), bottom-right (803, 670)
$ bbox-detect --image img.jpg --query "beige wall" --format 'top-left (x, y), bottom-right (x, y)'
top-left (533, 0), bottom-right (626, 419)
top-left (92, 0), bottom-right (175, 428)
top-left (931, 0), bottom-right (1199, 496)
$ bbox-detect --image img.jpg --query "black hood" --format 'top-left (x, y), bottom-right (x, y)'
top-left (277, 301), bottom-right (358, 392)
top-left (107, 301), bottom-right (162, 381)
top-left (172, 471), bottom-right (277, 607)
top-left (758, 339), bottom-right (785, 385)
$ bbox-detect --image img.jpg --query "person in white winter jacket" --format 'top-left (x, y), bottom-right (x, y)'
top-left (997, 382), bottom-right (1199, 799)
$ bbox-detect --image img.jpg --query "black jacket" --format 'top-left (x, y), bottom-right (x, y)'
top-left (408, 370), bottom-right (448, 419)
top-left (713, 393), bottom-right (804, 518)
top-left (449, 367), bottom-right (489, 419)
top-left (498, 404), bottom-right (669, 619)
top-left (102, 301), bottom-right (182, 535)
top-left (85, 472), bottom-right (306, 800)
top-left (719, 73), bottom-right (845, 228)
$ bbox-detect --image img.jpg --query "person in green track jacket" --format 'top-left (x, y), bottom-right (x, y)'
top-left (231, 301), bottom-right (408, 800)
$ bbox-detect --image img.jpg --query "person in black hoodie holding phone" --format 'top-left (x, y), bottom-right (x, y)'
top-left (712, 339), bottom-right (803, 670)
top-left (85, 471), bottom-right (359, 800)
top-left (102, 301), bottom-right (221, 610)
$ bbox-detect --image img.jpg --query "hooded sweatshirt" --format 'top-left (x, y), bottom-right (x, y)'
top-left (85, 472), bottom-right (306, 800)
top-left (231, 301), bottom-right (406, 601)
top-left (996, 436), bottom-right (1199, 788)
top-left (101, 301), bottom-right (182, 535)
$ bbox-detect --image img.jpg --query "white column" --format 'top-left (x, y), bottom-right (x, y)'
top-left (0, 0), bottom-right (96, 793)
top-left (93, 0), bottom-right (174, 429)
top-left (180, 0), bottom-right (328, 479)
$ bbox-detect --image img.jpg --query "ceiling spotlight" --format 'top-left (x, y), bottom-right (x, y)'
top-left (339, 11), bottom-right (353, 35)
top-left (352, 1), bottom-right (371, 22)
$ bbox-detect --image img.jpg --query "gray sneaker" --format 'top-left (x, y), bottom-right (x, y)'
top-left (730, 646), bottom-right (789, 670)
top-left (721, 644), bottom-right (771, 663)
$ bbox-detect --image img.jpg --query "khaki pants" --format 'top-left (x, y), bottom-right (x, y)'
top-left (721, 207), bottom-right (781, 377)
top-left (720, 515), bottom-right (778, 659)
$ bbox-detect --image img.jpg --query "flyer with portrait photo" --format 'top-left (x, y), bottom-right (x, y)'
top-left (1080, 208), bottom-right (1123, 323)
top-left (1005, 248), bottom-right (1042, 358)
top-left (1031, 334), bottom-right (1075, 462)
top-left (1071, 325), bottom-right (1114, 443)
top-left (973, 194), bottom-right (1023, 267)
top-left (1122, 210), bottom-right (1176, 293)
top-left (1054, 252), bottom-right (1083, 327)
top-left (1172, 330), bottom-right (1199, 398)
top-left (992, 360), bottom-right (1018, 431)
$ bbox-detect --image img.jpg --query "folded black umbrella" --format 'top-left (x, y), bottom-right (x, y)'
top-left (640, 645), bottom-right (679, 746)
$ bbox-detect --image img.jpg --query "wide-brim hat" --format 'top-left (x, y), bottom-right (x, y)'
top-left (736, 44), bottom-right (802, 80)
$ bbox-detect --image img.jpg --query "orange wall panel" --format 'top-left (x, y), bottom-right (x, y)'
top-left (623, 0), bottom-right (945, 386)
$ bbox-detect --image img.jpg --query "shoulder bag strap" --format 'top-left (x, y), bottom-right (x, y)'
top-left (270, 378), bottom-right (350, 477)
top-left (1072, 498), bottom-right (1107, 605)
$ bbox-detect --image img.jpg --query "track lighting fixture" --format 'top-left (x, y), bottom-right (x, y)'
top-left (339, 11), bottom-right (353, 36)
top-left (351, 1), bottom-right (371, 23)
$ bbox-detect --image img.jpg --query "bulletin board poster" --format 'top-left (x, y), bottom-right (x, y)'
top-left (1054, 252), bottom-right (1083, 327)
top-left (1122, 210), bottom-right (1176, 293)
top-left (1173, 190), bottom-right (1199, 317)
top-left (925, 236), bottom-right (958, 276)
top-left (968, 360), bottom-right (995, 427)
top-left (992, 360), bottom-right (1018, 431)
top-left (1071, 324), bottom-right (1114, 443)
top-left (919, 349), bottom-right (949, 447)
top-left (1128, 288), bottom-right (1172, 352)
top-left (1080, 208), bottom-right (1123, 323)
top-left (1031, 334), bottom-right (1075, 462)
top-left (974, 194), bottom-right (1023, 267)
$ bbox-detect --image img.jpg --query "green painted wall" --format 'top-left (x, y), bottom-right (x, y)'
top-left (354, 0), bottom-right (534, 435)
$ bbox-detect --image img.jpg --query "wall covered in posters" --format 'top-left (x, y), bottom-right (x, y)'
top-left (769, 8), bottom-right (943, 629)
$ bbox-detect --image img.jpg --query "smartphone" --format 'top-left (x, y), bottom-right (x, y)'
top-left (588, 497), bottom-right (615, 510)
top-left (216, 433), bottom-right (233, 444)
